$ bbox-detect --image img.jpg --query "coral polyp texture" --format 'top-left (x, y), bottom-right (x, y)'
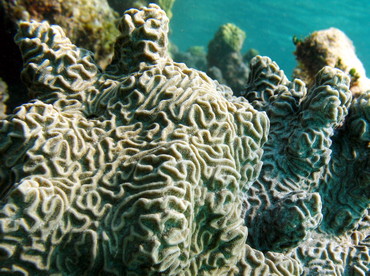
top-left (242, 56), bottom-right (369, 274)
top-left (1, 0), bottom-right (119, 68)
top-left (0, 4), bottom-right (269, 275)
top-left (108, 0), bottom-right (176, 19)
top-left (0, 4), bottom-right (368, 276)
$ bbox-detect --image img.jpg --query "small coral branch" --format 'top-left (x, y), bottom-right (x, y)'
top-left (15, 20), bottom-right (99, 101)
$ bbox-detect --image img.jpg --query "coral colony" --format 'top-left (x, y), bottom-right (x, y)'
top-left (0, 4), bottom-right (368, 275)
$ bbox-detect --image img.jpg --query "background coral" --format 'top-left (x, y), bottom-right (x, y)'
top-left (207, 23), bottom-right (252, 95)
top-left (294, 27), bottom-right (370, 96)
top-left (170, 23), bottom-right (260, 94)
top-left (171, 45), bottom-right (208, 72)
top-left (108, 0), bottom-right (176, 19)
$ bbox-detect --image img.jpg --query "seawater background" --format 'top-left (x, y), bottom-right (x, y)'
top-left (170, 0), bottom-right (370, 78)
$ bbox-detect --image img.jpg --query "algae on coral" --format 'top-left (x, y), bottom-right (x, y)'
top-left (294, 27), bottom-right (370, 96)
top-left (207, 23), bottom-right (250, 94)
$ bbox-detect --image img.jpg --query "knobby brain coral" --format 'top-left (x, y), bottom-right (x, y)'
top-left (0, 4), bottom-right (269, 275)
top-left (242, 56), bottom-right (369, 274)
top-left (1, 0), bottom-right (119, 68)
top-left (108, 0), bottom-right (176, 19)
top-left (0, 4), bottom-right (368, 276)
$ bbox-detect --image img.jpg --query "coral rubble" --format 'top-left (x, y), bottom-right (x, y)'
top-left (0, 4), bottom-right (368, 276)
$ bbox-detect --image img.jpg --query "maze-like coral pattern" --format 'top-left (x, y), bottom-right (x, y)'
top-left (242, 56), bottom-right (369, 274)
top-left (0, 4), bottom-right (369, 276)
top-left (0, 4), bottom-right (269, 275)
top-left (16, 18), bottom-right (99, 101)
top-left (107, 4), bottom-right (171, 75)
top-left (318, 91), bottom-right (370, 234)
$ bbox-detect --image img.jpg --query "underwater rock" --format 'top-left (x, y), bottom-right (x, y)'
top-left (293, 27), bottom-right (370, 96)
top-left (0, 4), bottom-right (368, 276)
top-left (207, 23), bottom-right (251, 95)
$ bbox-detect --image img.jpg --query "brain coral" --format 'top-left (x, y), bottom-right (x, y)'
top-left (242, 56), bottom-right (369, 274)
top-left (1, 0), bottom-right (119, 68)
top-left (108, 0), bottom-right (176, 19)
top-left (0, 4), bottom-right (269, 275)
top-left (0, 4), bottom-right (369, 276)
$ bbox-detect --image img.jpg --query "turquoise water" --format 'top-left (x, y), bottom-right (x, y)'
top-left (170, 0), bottom-right (370, 77)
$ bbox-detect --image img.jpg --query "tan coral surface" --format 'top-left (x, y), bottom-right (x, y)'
top-left (1, 0), bottom-right (119, 68)
top-left (294, 27), bottom-right (370, 95)
top-left (0, 4), bottom-right (369, 276)
top-left (0, 4), bottom-right (269, 275)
